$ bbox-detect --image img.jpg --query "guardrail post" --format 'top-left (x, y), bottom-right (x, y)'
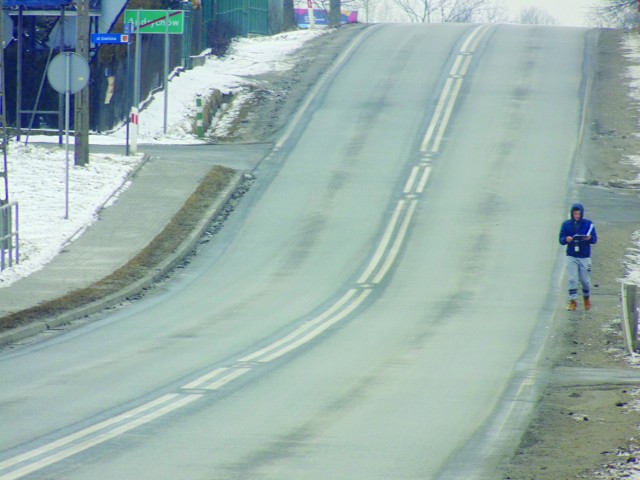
top-left (0, 201), bottom-right (19, 271)
top-left (620, 282), bottom-right (639, 356)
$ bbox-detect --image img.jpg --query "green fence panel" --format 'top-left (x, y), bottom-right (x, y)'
top-left (215, 0), bottom-right (273, 36)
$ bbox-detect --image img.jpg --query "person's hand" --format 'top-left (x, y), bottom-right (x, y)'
top-left (585, 235), bottom-right (591, 241)
top-left (566, 236), bottom-right (573, 243)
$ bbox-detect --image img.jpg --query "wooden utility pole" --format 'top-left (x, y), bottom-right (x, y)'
top-left (329, 0), bottom-right (341, 26)
top-left (74, 0), bottom-right (90, 166)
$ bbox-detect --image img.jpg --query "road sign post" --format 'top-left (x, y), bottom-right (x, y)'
top-left (46, 52), bottom-right (90, 219)
top-left (132, 11), bottom-right (141, 154)
top-left (124, 9), bottom-right (185, 144)
top-left (164, 10), bottom-right (169, 134)
top-left (125, 20), bottom-right (133, 156)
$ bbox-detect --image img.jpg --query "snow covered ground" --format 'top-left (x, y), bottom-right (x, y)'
top-left (623, 33), bottom-right (640, 288)
top-left (0, 28), bottom-right (326, 287)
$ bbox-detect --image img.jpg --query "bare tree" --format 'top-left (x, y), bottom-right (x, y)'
top-left (390, 0), bottom-right (496, 24)
top-left (367, 0), bottom-right (404, 22)
top-left (475, 0), bottom-right (510, 23)
top-left (519, 6), bottom-right (557, 25)
top-left (439, 0), bottom-right (488, 23)
top-left (312, 0), bottom-right (361, 12)
top-left (393, 0), bottom-right (433, 22)
top-left (586, 0), bottom-right (638, 29)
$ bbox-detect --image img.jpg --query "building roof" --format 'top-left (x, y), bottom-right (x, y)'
top-left (3, 1), bottom-right (74, 6)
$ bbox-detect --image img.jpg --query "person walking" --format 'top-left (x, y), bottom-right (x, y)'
top-left (559, 203), bottom-right (597, 311)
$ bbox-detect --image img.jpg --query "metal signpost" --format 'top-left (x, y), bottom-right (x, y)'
top-left (124, 10), bottom-right (185, 142)
top-left (92, 32), bottom-right (131, 153)
top-left (46, 52), bottom-right (90, 219)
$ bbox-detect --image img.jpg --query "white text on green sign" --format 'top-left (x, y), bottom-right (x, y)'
top-left (124, 10), bottom-right (184, 34)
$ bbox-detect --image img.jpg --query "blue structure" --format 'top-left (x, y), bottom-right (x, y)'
top-left (3, 1), bottom-right (73, 5)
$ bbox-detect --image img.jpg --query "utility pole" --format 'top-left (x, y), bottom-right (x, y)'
top-left (283, 0), bottom-right (296, 30)
top-left (74, 0), bottom-right (90, 166)
top-left (0, 0), bottom-right (8, 205)
top-left (329, 0), bottom-right (341, 27)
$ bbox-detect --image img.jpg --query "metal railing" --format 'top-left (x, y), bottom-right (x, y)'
top-left (620, 281), bottom-right (638, 357)
top-left (0, 201), bottom-right (19, 271)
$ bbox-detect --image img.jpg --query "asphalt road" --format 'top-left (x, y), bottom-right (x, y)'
top-left (0, 23), bottom-right (591, 479)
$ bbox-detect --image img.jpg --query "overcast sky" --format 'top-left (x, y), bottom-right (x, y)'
top-left (503, 0), bottom-right (603, 26)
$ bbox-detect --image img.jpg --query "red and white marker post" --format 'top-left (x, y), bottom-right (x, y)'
top-left (130, 107), bottom-right (139, 154)
top-left (307, 0), bottom-right (315, 29)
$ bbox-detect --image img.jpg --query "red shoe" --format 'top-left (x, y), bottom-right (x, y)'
top-left (584, 296), bottom-right (591, 310)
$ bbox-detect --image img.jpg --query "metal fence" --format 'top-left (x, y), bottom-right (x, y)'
top-left (215, 0), bottom-right (277, 36)
top-left (0, 201), bottom-right (19, 271)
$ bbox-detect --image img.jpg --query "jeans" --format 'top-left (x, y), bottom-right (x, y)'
top-left (566, 256), bottom-right (591, 300)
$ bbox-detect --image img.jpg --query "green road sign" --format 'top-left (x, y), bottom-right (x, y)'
top-left (124, 10), bottom-right (184, 34)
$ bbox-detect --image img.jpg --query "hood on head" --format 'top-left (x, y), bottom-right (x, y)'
top-left (571, 203), bottom-right (584, 220)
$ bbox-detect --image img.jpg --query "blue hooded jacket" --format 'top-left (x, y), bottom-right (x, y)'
top-left (559, 203), bottom-right (597, 258)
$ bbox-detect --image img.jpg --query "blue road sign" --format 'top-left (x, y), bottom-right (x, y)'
top-left (91, 33), bottom-right (130, 45)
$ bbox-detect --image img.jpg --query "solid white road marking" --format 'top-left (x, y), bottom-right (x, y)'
top-left (204, 368), bottom-right (252, 390)
top-left (240, 289), bottom-right (359, 363)
top-left (432, 77), bottom-right (464, 153)
top-left (416, 166), bottom-right (432, 194)
top-left (0, 394), bottom-right (179, 474)
top-left (0, 394), bottom-right (201, 480)
top-left (372, 200), bottom-right (419, 284)
top-left (449, 55), bottom-right (464, 76)
top-left (182, 368), bottom-right (229, 390)
top-left (404, 166), bottom-right (420, 193)
top-left (420, 77), bottom-right (454, 153)
top-left (466, 25), bottom-right (491, 53)
top-left (357, 200), bottom-right (406, 284)
top-left (460, 24), bottom-right (487, 53)
top-left (458, 55), bottom-right (473, 76)
top-left (259, 289), bottom-right (373, 363)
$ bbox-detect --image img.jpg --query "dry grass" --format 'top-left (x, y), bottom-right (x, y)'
top-left (0, 165), bottom-right (236, 331)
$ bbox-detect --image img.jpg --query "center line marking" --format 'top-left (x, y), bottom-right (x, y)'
top-left (432, 77), bottom-right (464, 153)
top-left (259, 289), bottom-right (373, 363)
top-left (357, 200), bottom-right (406, 284)
top-left (240, 289), bottom-right (359, 363)
top-left (420, 77), bottom-right (454, 152)
top-left (372, 199), bottom-right (419, 284)
top-left (404, 166), bottom-right (420, 193)
top-left (416, 166), bottom-right (432, 194)
top-left (0, 394), bottom-right (201, 480)
top-left (205, 368), bottom-right (252, 390)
